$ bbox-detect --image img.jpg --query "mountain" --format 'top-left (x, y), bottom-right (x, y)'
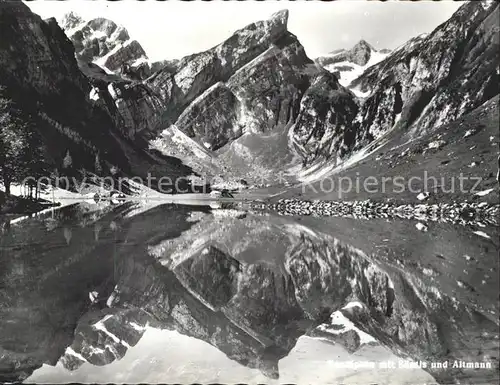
top-left (58, 12), bottom-right (172, 80)
top-left (100, 1), bottom-right (498, 182)
top-left (351, 1), bottom-right (499, 145)
top-left (297, 0), bottom-right (499, 169)
top-left (315, 40), bottom-right (391, 89)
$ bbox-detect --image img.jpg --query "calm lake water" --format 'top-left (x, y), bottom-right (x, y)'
top-left (0, 201), bottom-right (498, 384)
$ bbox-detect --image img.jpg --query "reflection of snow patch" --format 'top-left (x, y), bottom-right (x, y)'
top-left (342, 301), bottom-right (364, 310)
top-left (89, 87), bottom-right (100, 101)
top-left (130, 322), bottom-right (147, 332)
top-left (475, 188), bottom-right (494, 197)
top-left (283, 223), bottom-right (320, 239)
top-left (427, 140), bottom-right (445, 149)
top-left (65, 347), bottom-right (87, 362)
top-left (416, 222), bottom-right (428, 232)
top-left (93, 315), bottom-right (131, 349)
top-left (318, 309), bottom-right (376, 345)
top-left (473, 230), bottom-right (490, 239)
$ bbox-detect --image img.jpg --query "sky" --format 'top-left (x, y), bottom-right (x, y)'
top-left (25, 0), bottom-right (464, 61)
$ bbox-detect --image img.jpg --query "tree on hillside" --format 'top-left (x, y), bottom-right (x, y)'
top-left (1, 87), bottom-right (49, 199)
top-left (20, 122), bottom-right (48, 199)
top-left (63, 150), bottom-right (73, 169)
top-left (0, 94), bottom-right (30, 196)
top-left (94, 152), bottom-right (102, 174)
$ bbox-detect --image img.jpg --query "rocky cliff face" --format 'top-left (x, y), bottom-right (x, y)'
top-left (0, 2), bottom-right (124, 174)
top-left (106, 10), bottom-right (316, 142)
top-left (350, 1), bottom-right (499, 149)
top-left (296, 1), bottom-right (499, 169)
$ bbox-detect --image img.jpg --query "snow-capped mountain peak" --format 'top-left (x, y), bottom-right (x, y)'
top-left (316, 40), bottom-right (391, 90)
top-left (58, 12), bottom-right (156, 78)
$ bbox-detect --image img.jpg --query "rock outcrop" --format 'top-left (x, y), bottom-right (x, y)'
top-left (291, 71), bottom-right (359, 164)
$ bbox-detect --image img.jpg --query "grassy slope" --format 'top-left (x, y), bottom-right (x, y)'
top-left (269, 96), bottom-right (499, 204)
top-left (216, 123), bottom-right (301, 185)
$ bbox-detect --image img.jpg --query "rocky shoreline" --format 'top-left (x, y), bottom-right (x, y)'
top-left (251, 198), bottom-right (500, 227)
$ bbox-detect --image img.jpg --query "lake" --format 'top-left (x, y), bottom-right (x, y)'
top-left (0, 201), bottom-right (498, 384)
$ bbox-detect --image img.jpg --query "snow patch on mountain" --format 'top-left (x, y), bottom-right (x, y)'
top-left (324, 50), bottom-right (389, 88)
top-left (317, 308), bottom-right (377, 345)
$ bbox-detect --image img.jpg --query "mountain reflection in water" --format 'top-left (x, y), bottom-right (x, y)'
top-left (0, 202), bottom-right (498, 384)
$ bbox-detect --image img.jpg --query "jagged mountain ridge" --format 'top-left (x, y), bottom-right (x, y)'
top-left (2, 1), bottom-right (497, 192)
top-left (101, 9), bottom-right (317, 141)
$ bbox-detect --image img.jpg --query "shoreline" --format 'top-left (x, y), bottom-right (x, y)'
top-left (251, 198), bottom-right (500, 227)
